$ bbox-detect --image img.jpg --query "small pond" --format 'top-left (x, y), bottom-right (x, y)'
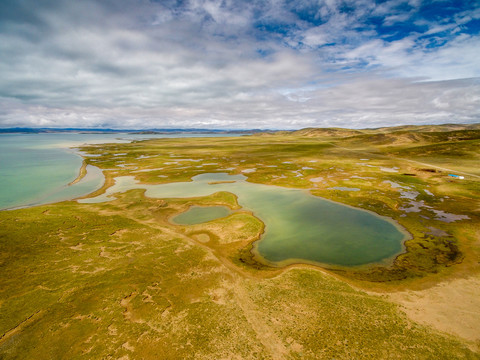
top-left (171, 205), bottom-right (232, 225)
top-left (79, 173), bottom-right (409, 267)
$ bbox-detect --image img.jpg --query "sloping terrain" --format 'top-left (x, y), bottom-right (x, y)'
top-left (1, 195), bottom-right (477, 359)
top-left (1, 124), bottom-right (479, 358)
top-left (290, 127), bottom-right (364, 138)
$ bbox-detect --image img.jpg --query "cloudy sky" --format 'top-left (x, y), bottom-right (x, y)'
top-left (0, 0), bottom-right (479, 129)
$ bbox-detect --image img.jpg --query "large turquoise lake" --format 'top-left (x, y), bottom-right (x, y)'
top-left (0, 133), bottom-right (238, 210)
top-left (80, 173), bottom-right (408, 267)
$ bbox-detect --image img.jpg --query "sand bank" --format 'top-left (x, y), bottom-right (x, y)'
top-left (68, 160), bottom-right (88, 186)
top-left (388, 275), bottom-right (480, 345)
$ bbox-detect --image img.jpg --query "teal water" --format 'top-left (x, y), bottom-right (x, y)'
top-left (80, 173), bottom-right (408, 267)
top-left (0, 133), bottom-right (241, 210)
top-left (0, 134), bottom-right (105, 209)
top-left (171, 206), bottom-right (232, 225)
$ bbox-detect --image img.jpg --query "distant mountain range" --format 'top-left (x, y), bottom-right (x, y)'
top-left (0, 127), bottom-right (263, 134)
top-left (1, 123), bottom-right (479, 137)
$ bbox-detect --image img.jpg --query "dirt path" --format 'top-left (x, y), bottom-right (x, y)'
top-left (0, 311), bottom-right (44, 346)
top-left (116, 210), bottom-right (290, 358)
top-left (233, 278), bottom-right (289, 360)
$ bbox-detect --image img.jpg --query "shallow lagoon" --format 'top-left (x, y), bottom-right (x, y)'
top-left (0, 133), bottom-right (243, 210)
top-left (80, 173), bottom-right (408, 267)
top-left (171, 205), bottom-right (232, 225)
top-left (0, 134), bottom-right (109, 209)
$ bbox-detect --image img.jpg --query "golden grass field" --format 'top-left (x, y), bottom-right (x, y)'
top-left (1, 124), bottom-right (479, 359)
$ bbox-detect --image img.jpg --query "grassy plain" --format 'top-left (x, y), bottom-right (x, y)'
top-left (1, 125), bottom-right (479, 358)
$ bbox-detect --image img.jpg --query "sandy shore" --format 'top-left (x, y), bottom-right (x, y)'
top-left (388, 274), bottom-right (480, 346)
top-left (68, 160), bottom-right (88, 186)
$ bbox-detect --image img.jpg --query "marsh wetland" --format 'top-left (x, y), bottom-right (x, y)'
top-left (82, 172), bottom-right (407, 267)
top-left (1, 124), bottom-right (480, 359)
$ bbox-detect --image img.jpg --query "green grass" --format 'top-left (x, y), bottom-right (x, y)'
top-left (0, 202), bottom-right (477, 358)
top-left (76, 133), bottom-right (480, 284)
top-left (248, 269), bottom-right (477, 359)
top-left (1, 128), bottom-right (480, 358)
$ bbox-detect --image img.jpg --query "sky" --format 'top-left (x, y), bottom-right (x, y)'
top-left (0, 0), bottom-right (479, 130)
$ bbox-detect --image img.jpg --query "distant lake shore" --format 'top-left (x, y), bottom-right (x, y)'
top-left (0, 132), bottom-right (244, 210)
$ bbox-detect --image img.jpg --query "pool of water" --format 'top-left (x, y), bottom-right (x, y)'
top-left (0, 133), bottom-right (244, 210)
top-left (0, 134), bottom-right (109, 209)
top-left (80, 173), bottom-right (409, 268)
top-left (171, 205), bottom-right (232, 225)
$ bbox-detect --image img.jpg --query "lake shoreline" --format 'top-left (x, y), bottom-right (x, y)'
top-left (77, 171), bottom-right (408, 269)
top-left (68, 160), bottom-right (88, 186)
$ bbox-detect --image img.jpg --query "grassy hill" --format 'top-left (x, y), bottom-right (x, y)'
top-left (1, 124), bottom-right (479, 358)
top-left (290, 127), bottom-right (364, 138)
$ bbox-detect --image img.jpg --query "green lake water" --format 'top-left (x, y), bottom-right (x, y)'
top-left (171, 206), bottom-right (232, 225)
top-left (0, 133), bottom-right (242, 210)
top-left (80, 173), bottom-right (408, 267)
top-left (0, 134), bottom-right (110, 209)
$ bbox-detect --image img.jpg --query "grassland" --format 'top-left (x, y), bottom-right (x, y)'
top-left (1, 125), bottom-right (479, 358)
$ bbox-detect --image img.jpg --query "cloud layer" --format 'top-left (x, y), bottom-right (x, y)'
top-left (0, 0), bottom-right (479, 129)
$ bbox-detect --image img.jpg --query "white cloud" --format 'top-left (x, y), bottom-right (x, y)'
top-left (0, 0), bottom-right (478, 129)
